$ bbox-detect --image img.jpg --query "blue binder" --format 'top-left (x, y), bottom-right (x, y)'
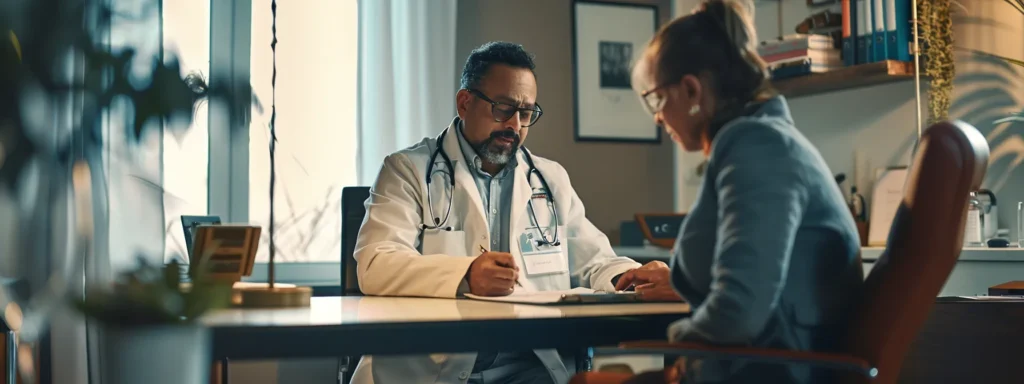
top-left (857, 0), bottom-right (873, 63)
top-left (887, 0), bottom-right (912, 61)
top-left (872, 0), bottom-right (888, 61)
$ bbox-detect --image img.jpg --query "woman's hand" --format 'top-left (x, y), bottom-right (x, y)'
top-left (666, 357), bottom-right (686, 382)
top-left (622, 358), bottom-right (686, 384)
top-left (615, 261), bottom-right (684, 302)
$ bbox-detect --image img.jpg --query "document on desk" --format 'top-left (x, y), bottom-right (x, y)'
top-left (954, 295), bottom-right (1024, 300)
top-left (464, 287), bottom-right (641, 305)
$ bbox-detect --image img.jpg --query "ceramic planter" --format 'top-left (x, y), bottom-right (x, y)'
top-left (99, 324), bottom-right (210, 384)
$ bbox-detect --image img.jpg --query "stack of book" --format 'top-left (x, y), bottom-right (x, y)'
top-left (758, 34), bottom-right (843, 80)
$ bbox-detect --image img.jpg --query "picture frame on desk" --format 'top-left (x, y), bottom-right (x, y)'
top-left (634, 213), bottom-right (687, 249)
top-left (572, 0), bottom-right (660, 143)
top-left (189, 224), bottom-right (261, 283)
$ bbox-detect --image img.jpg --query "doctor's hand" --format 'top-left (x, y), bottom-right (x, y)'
top-left (615, 261), bottom-right (684, 302)
top-left (467, 252), bottom-right (520, 296)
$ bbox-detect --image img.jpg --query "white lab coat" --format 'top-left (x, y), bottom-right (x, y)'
top-left (350, 118), bottom-right (641, 384)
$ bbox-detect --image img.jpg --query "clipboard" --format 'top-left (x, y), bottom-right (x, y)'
top-left (557, 291), bottom-right (643, 304)
top-left (465, 288), bottom-right (644, 305)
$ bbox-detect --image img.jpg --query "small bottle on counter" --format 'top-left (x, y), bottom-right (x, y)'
top-left (1017, 202), bottom-right (1023, 248)
top-left (848, 186), bottom-right (868, 246)
top-left (965, 192), bottom-right (984, 247)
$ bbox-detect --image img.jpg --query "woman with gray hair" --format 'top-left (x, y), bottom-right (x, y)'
top-left (586, 1), bottom-right (865, 383)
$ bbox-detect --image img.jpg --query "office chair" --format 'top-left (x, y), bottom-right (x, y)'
top-left (570, 120), bottom-right (991, 384)
top-left (337, 186), bottom-right (371, 384)
top-left (340, 186), bottom-right (370, 297)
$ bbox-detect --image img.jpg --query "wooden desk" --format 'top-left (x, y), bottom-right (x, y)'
top-left (203, 296), bottom-right (690, 360)
top-left (613, 246), bottom-right (672, 264)
top-left (900, 298), bottom-right (1024, 383)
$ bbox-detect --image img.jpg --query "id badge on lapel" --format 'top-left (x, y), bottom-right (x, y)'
top-left (518, 227), bottom-right (567, 276)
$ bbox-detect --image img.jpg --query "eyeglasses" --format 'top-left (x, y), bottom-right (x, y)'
top-left (468, 89), bottom-right (543, 127)
top-left (638, 85), bottom-right (669, 115)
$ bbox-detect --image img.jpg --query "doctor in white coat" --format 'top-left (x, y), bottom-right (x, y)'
top-left (350, 42), bottom-right (681, 384)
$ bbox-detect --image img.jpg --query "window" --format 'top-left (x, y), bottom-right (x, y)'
top-left (161, 0), bottom-right (211, 262)
top-left (159, 0), bottom-right (358, 283)
top-left (248, 0), bottom-right (359, 263)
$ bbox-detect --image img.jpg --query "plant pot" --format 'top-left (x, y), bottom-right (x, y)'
top-left (99, 324), bottom-right (211, 384)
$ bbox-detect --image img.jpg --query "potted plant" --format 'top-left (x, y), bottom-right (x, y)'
top-left (74, 259), bottom-right (233, 384)
top-left (1, 0), bottom-right (251, 381)
top-left (918, 0), bottom-right (956, 124)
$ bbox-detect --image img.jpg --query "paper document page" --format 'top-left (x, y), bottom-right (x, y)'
top-left (955, 295), bottom-right (1024, 300)
top-left (868, 167), bottom-right (908, 246)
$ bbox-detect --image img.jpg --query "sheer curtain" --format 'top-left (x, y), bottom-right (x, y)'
top-left (356, 0), bottom-right (458, 185)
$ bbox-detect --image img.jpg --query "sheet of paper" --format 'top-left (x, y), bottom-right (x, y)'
top-left (465, 287), bottom-right (599, 304)
top-left (868, 167), bottom-right (908, 246)
top-left (956, 295), bottom-right (1024, 300)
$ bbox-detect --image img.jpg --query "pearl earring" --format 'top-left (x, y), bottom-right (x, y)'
top-left (688, 104), bottom-right (701, 116)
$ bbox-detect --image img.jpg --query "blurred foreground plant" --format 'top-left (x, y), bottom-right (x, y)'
top-left (74, 259), bottom-right (233, 327)
top-left (1, 0), bottom-right (251, 381)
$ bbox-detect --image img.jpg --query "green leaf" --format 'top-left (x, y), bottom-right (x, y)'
top-left (959, 47), bottom-right (1024, 69)
top-left (994, 110), bottom-right (1024, 125)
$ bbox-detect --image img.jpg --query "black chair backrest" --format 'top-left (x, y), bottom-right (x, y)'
top-left (341, 186), bottom-right (371, 296)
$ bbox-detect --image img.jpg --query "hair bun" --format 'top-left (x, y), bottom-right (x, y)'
top-left (698, 0), bottom-right (757, 51)
top-left (697, 0), bottom-right (767, 78)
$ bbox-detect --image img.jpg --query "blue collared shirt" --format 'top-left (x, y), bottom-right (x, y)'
top-left (456, 125), bottom-right (537, 373)
top-left (455, 125), bottom-right (517, 253)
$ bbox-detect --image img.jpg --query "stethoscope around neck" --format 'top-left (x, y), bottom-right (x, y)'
top-left (423, 125), bottom-right (561, 247)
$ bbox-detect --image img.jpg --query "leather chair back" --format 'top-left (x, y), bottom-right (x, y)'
top-left (341, 186), bottom-right (371, 296)
top-left (843, 121), bottom-right (990, 383)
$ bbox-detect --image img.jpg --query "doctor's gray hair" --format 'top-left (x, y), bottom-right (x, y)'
top-left (460, 41), bottom-right (536, 90)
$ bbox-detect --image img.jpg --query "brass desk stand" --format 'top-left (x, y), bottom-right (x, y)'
top-left (235, 285), bottom-right (312, 308)
top-left (190, 225), bottom-right (312, 308)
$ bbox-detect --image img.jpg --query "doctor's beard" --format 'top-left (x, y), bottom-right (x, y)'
top-left (474, 130), bottom-right (520, 166)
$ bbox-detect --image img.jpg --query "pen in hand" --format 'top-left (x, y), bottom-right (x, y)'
top-left (480, 245), bottom-right (523, 288)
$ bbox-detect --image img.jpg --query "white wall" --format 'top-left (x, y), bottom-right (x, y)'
top-left (673, 0), bottom-right (1024, 244)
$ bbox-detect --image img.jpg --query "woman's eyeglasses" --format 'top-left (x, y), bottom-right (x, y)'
top-left (468, 89), bottom-right (543, 127)
top-left (638, 86), bottom-right (668, 115)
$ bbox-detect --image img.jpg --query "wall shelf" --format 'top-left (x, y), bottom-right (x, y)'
top-left (773, 60), bottom-right (919, 99)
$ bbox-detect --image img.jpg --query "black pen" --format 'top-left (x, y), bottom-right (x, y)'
top-left (480, 245), bottom-right (522, 287)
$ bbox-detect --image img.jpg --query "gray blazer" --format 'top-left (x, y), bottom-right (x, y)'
top-left (669, 96), bottom-right (864, 384)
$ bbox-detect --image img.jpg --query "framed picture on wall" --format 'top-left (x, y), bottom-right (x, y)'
top-left (572, 0), bottom-right (660, 143)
